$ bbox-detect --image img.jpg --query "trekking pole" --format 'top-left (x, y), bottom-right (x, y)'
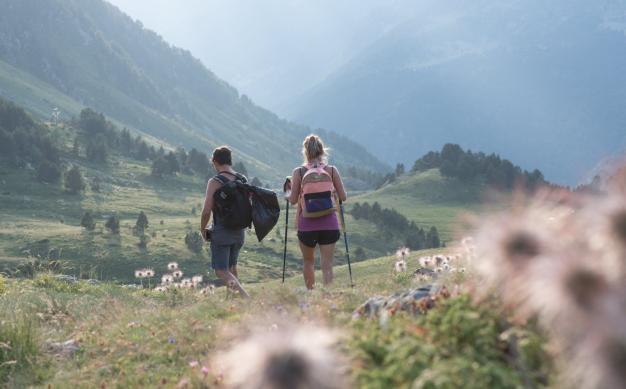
top-left (282, 177), bottom-right (291, 283)
top-left (339, 200), bottom-right (354, 287)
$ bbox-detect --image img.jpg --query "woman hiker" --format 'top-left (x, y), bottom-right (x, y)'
top-left (284, 134), bottom-right (347, 289)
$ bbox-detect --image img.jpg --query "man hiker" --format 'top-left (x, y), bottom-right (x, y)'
top-left (200, 146), bottom-right (250, 298)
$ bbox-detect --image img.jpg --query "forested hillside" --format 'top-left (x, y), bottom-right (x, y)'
top-left (0, 0), bottom-right (387, 182)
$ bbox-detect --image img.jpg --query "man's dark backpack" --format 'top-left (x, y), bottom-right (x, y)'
top-left (213, 172), bottom-right (252, 229)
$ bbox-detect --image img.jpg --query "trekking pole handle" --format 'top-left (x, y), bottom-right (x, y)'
top-left (283, 176), bottom-right (292, 197)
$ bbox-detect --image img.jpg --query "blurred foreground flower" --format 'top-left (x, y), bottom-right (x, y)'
top-left (216, 323), bottom-right (348, 389)
top-left (468, 181), bottom-right (626, 389)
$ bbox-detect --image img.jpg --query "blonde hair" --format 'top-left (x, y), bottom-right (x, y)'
top-left (302, 134), bottom-right (328, 164)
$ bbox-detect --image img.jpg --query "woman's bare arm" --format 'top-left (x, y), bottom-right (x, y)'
top-left (331, 166), bottom-right (348, 202)
top-left (288, 167), bottom-right (302, 205)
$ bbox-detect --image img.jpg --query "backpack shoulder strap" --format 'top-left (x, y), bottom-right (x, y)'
top-left (234, 173), bottom-right (248, 184)
top-left (213, 174), bottom-right (229, 185)
top-left (299, 166), bottom-right (308, 180)
top-left (217, 171), bottom-right (247, 184)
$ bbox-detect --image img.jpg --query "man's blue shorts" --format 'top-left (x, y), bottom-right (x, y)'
top-left (210, 241), bottom-right (243, 270)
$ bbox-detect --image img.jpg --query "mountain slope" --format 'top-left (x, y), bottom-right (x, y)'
top-left (286, 0), bottom-right (626, 184)
top-left (0, 0), bottom-right (387, 180)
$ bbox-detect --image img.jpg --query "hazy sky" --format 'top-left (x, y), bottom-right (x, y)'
top-left (106, 0), bottom-right (418, 111)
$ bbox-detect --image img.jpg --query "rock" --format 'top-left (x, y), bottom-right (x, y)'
top-left (54, 275), bottom-right (77, 283)
top-left (352, 285), bottom-right (448, 322)
top-left (43, 339), bottom-right (80, 358)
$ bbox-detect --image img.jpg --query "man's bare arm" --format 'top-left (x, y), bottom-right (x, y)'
top-left (200, 179), bottom-right (219, 233)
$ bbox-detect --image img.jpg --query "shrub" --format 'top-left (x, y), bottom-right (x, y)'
top-left (80, 211), bottom-right (96, 230)
top-left (185, 231), bottom-right (204, 254)
top-left (105, 215), bottom-right (120, 234)
top-left (349, 295), bottom-right (550, 388)
top-left (137, 234), bottom-right (150, 249)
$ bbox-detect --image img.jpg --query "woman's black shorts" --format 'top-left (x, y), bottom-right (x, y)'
top-left (297, 230), bottom-right (341, 248)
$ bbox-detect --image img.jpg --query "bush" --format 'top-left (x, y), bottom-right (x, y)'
top-left (80, 211), bottom-right (96, 230)
top-left (105, 215), bottom-right (120, 234)
top-left (185, 231), bottom-right (204, 254)
top-left (137, 234), bottom-right (150, 249)
top-left (349, 295), bottom-right (550, 388)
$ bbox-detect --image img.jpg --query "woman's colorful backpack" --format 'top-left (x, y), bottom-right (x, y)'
top-left (299, 163), bottom-right (337, 218)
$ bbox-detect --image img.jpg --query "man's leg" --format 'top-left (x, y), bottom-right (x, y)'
top-left (212, 243), bottom-right (250, 298)
top-left (215, 269), bottom-right (250, 298)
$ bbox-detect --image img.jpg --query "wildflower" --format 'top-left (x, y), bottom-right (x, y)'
top-left (135, 270), bottom-right (146, 279)
top-left (192, 275), bottom-right (203, 287)
top-left (162, 274), bottom-right (174, 285)
top-left (168, 262), bottom-right (179, 271)
top-left (201, 366), bottom-right (209, 377)
top-left (200, 285), bottom-right (215, 295)
top-left (504, 231), bottom-right (542, 262)
top-left (145, 268), bottom-right (155, 278)
top-left (189, 361), bottom-right (199, 368)
top-left (155, 286), bottom-right (167, 292)
top-left (396, 247), bottom-right (410, 260)
top-left (394, 260), bottom-right (407, 273)
top-left (181, 278), bottom-right (193, 288)
top-left (564, 267), bottom-right (608, 310)
top-left (435, 267), bottom-right (443, 273)
top-left (173, 270), bottom-right (183, 279)
top-left (215, 323), bottom-right (347, 389)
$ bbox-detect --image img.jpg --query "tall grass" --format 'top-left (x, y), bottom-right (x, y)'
top-left (0, 316), bottom-right (38, 382)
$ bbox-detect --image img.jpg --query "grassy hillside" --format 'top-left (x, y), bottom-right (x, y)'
top-left (0, 0), bottom-right (387, 182)
top-left (349, 169), bottom-right (487, 245)
top-left (0, 149), bottom-right (306, 284)
top-left (0, 155), bottom-right (486, 280)
top-left (0, 249), bottom-right (553, 388)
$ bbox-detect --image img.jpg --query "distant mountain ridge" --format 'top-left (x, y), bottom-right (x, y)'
top-left (286, 0), bottom-right (626, 184)
top-left (0, 0), bottom-right (388, 180)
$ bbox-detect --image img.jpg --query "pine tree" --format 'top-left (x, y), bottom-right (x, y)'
top-left (64, 166), bottom-right (85, 194)
top-left (135, 211), bottom-right (149, 235)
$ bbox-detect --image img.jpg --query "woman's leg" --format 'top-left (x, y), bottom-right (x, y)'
top-left (299, 241), bottom-right (316, 290)
top-left (319, 243), bottom-right (336, 286)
